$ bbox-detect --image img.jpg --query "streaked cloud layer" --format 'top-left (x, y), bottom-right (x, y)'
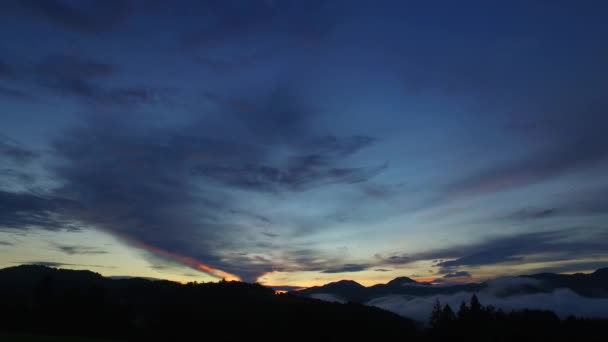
top-left (1, 0), bottom-right (607, 285)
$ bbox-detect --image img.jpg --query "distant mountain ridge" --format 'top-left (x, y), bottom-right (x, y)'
top-left (293, 268), bottom-right (608, 303)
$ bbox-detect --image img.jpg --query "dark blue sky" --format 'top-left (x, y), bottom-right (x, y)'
top-left (1, 0), bottom-right (607, 286)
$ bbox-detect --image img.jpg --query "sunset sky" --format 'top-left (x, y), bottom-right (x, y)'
top-left (1, 0), bottom-right (607, 288)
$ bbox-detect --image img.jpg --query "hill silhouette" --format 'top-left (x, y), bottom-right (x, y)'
top-left (0, 265), bottom-right (417, 340)
top-left (294, 268), bottom-right (608, 303)
top-left (1, 265), bottom-right (607, 341)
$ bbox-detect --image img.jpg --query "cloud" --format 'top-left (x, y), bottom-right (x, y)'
top-left (261, 232), bottom-right (278, 238)
top-left (0, 54), bottom-right (165, 106)
top-left (22, 261), bottom-right (115, 269)
top-left (0, 190), bottom-right (78, 231)
top-left (193, 154), bottom-right (385, 192)
top-left (443, 271), bottom-right (471, 278)
top-left (0, 168), bottom-right (35, 185)
top-left (440, 104), bottom-right (608, 204)
top-left (436, 229), bottom-right (608, 270)
top-left (502, 208), bottom-right (561, 221)
top-left (25, 261), bottom-right (65, 267)
top-left (322, 264), bottom-right (370, 274)
top-left (370, 228), bottom-right (608, 276)
top-left (194, 89), bottom-right (384, 192)
top-left (0, 138), bottom-right (38, 164)
top-left (54, 244), bottom-right (108, 255)
top-left (1, 0), bottom-right (131, 34)
top-left (0, 241), bottom-right (13, 246)
top-left (373, 254), bottom-right (412, 266)
top-left (33, 54), bottom-right (163, 106)
top-left (386, 7), bottom-right (608, 207)
top-left (492, 188), bottom-right (608, 224)
top-left (37, 85), bottom-right (383, 281)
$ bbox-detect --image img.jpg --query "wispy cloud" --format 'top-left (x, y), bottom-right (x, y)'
top-left (0, 138), bottom-right (38, 164)
top-left (443, 271), bottom-right (471, 278)
top-left (54, 244), bottom-right (108, 255)
top-left (21, 261), bottom-right (115, 269)
top-left (321, 264), bottom-right (370, 274)
top-left (0, 190), bottom-right (78, 232)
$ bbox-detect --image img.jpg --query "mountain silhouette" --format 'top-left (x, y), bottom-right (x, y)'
top-left (293, 268), bottom-right (608, 303)
top-left (386, 276), bottom-right (419, 286)
top-left (524, 268), bottom-right (608, 297)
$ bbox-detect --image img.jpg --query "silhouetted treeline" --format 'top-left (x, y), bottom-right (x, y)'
top-left (0, 265), bottom-right (417, 340)
top-left (1, 266), bottom-right (606, 341)
top-left (427, 294), bottom-right (605, 341)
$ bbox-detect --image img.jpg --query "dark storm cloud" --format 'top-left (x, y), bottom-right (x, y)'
top-left (443, 271), bottom-right (471, 278)
top-left (55, 244), bottom-right (108, 255)
top-left (1, 0), bottom-right (131, 34)
top-left (0, 190), bottom-right (78, 231)
top-left (321, 264), bottom-right (370, 274)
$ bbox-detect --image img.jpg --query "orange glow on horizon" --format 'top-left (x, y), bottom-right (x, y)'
top-left (118, 235), bottom-right (240, 281)
top-left (413, 277), bottom-right (437, 283)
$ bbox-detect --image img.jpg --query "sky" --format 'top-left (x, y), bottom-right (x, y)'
top-left (1, 0), bottom-right (607, 287)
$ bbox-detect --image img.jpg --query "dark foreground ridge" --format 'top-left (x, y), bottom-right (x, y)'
top-left (1, 265), bottom-right (606, 341)
top-left (0, 265), bottom-right (416, 340)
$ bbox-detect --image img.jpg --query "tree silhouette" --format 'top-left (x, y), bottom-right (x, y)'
top-left (430, 298), bottom-right (442, 329)
top-left (441, 304), bottom-right (455, 322)
top-left (457, 300), bottom-right (468, 319)
top-left (470, 294), bottom-right (481, 313)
